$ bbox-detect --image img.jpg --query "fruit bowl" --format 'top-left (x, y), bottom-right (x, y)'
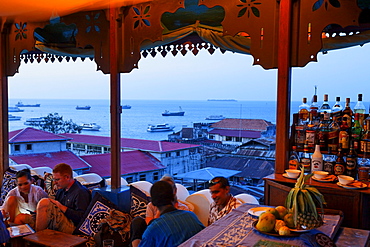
top-left (252, 221), bottom-right (300, 237)
top-left (338, 175), bottom-right (354, 185)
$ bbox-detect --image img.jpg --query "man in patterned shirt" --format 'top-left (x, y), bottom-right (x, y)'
top-left (208, 176), bottom-right (243, 225)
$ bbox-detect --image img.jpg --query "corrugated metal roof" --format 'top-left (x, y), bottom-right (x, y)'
top-left (9, 127), bottom-right (71, 143)
top-left (234, 149), bottom-right (275, 158)
top-left (211, 119), bottom-right (273, 131)
top-left (175, 167), bottom-right (241, 180)
top-left (80, 150), bottom-right (165, 177)
top-left (209, 129), bottom-right (261, 138)
top-left (61, 133), bottom-right (201, 152)
top-left (206, 157), bottom-right (274, 179)
top-left (10, 150), bottom-right (90, 170)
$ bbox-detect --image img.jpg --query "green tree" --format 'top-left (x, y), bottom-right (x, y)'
top-left (29, 113), bottom-right (81, 134)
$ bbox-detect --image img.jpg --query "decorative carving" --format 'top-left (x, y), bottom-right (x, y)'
top-left (200, 0), bottom-right (279, 69)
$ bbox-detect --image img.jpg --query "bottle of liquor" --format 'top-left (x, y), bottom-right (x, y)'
top-left (361, 119), bottom-right (370, 154)
top-left (351, 113), bottom-right (362, 153)
top-left (334, 145), bottom-right (346, 176)
top-left (305, 113), bottom-right (317, 152)
top-left (295, 113), bottom-right (307, 150)
top-left (327, 115), bottom-right (340, 152)
top-left (339, 116), bottom-right (350, 154)
top-left (363, 104), bottom-right (370, 132)
top-left (323, 147), bottom-right (335, 175)
top-left (354, 93), bottom-right (366, 127)
top-left (317, 111), bottom-right (330, 152)
top-left (332, 96), bottom-right (343, 118)
top-left (300, 141), bottom-right (312, 174)
top-left (319, 94), bottom-right (331, 113)
top-left (311, 144), bottom-right (323, 172)
top-left (309, 95), bottom-right (319, 125)
top-left (342, 97), bottom-right (353, 128)
top-left (345, 142), bottom-right (358, 179)
top-left (289, 146), bottom-right (300, 170)
top-left (299, 97), bottom-right (310, 123)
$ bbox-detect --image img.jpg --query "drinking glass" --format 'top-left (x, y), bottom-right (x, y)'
top-left (103, 239), bottom-right (114, 247)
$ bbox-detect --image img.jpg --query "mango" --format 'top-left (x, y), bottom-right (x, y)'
top-left (274, 220), bottom-right (286, 232)
top-left (275, 206), bottom-right (288, 219)
top-left (256, 212), bottom-right (276, 232)
top-left (284, 213), bottom-right (295, 228)
top-left (265, 208), bottom-right (280, 219)
top-left (279, 226), bottom-right (291, 236)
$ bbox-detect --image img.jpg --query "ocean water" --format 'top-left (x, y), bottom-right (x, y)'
top-left (8, 99), bottom-right (358, 141)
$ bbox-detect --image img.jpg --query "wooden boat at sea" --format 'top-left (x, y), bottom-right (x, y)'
top-left (8, 106), bottom-right (24, 112)
top-left (147, 123), bottom-right (175, 132)
top-left (162, 106), bottom-right (184, 116)
top-left (79, 123), bottom-right (101, 131)
top-left (15, 101), bottom-right (41, 107)
top-left (8, 114), bottom-right (21, 121)
top-left (205, 115), bottom-right (226, 120)
top-left (76, 105), bottom-right (91, 110)
top-left (122, 105), bottom-right (131, 109)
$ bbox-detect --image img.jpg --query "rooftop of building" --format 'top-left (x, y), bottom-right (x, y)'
top-left (211, 118), bottom-right (274, 131)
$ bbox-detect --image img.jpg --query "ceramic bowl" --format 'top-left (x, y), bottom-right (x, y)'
top-left (338, 175), bottom-right (354, 185)
top-left (313, 171), bottom-right (329, 179)
top-left (285, 169), bottom-right (301, 178)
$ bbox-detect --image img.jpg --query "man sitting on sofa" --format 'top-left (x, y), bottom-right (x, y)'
top-left (35, 163), bottom-right (91, 234)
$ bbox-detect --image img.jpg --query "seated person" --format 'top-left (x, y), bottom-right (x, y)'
top-left (2, 169), bottom-right (48, 227)
top-left (208, 176), bottom-right (242, 225)
top-left (35, 163), bottom-right (91, 234)
top-left (131, 181), bottom-right (204, 247)
top-left (145, 175), bottom-right (191, 224)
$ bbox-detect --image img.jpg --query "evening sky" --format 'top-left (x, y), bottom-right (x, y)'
top-left (8, 43), bottom-right (370, 103)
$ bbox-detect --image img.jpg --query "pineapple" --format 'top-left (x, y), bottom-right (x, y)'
top-left (285, 167), bottom-right (326, 230)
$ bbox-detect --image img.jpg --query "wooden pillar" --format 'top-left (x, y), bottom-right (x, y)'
top-left (276, 0), bottom-right (293, 174)
top-left (109, 7), bottom-right (121, 189)
top-left (0, 20), bottom-right (9, 182)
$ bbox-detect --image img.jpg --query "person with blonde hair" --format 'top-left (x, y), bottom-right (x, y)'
top-left (35, 163), bottom-right (91, 233)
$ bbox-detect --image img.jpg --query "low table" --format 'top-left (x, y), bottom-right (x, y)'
top-left (23, 229), bottom-right (88, 247)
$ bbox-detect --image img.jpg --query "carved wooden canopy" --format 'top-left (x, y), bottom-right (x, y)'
top-left (1, 0), bottom-right (370, 76)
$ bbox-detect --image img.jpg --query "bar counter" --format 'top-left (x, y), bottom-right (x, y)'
top-left (264, 173), bottom-right (370, 230)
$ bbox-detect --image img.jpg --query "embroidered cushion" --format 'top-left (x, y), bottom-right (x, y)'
top-left (130, 185), bottom-right (150, 219)
top-left (44, 173), bottom-right (58, 199)
top-left (76, 192), bottom-right (131, 239)
top-left (0, 168), bottom-right (17, 206)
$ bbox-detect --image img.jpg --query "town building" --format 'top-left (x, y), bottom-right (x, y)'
top-left (61, 133), bottom-right (203, 175)
top-left (8, 128), bottom-right (90, 174)
top-left (208, 119), bottom-right (276, 145)
top-left (80, 150), bottom-right (165, 183)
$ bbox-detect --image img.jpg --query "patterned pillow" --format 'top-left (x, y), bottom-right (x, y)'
top-left (44, 173), bottom-right (58, 199)
top-left (0, 168), bottom-right (17, 206)
top-left (76, 192), bottom-right (131, 239)
top-left (130, 185), bottom-right (150, 218)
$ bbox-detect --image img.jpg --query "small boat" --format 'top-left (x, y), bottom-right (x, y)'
top-left (122, 105), bottom-right (132, 109)
top-left (147, 123), bottom-right (175, 132)
top-left (205, 115), bottom-right (226, 120)
top-left (80, 123), bottom-right (101, 131)
top-left (76, 105), bottom-right (91, 110)
top-left (8, 106), bottom-right (24, 112)
top-left (15, 101), bottom-right (40, 107)
top-left (8, 114), bottom-right (21, 121)
top-left (162, 106), bottom-right (185, 116)
top-left (24, 117), bottom-right (46, 126)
